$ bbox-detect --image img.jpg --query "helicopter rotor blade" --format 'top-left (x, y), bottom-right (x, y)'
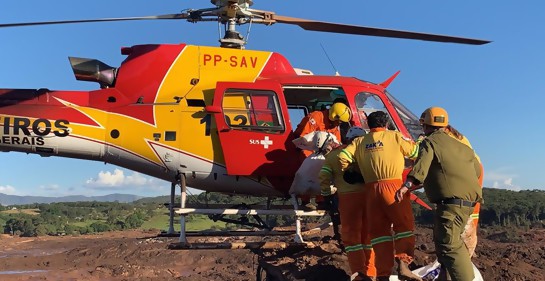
top-left (273, 15), bottom-right (490, 45)
top-left (0, 14), bottom-right (190, 28)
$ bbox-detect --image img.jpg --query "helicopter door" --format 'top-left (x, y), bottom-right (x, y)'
top-left (209, 81), bottom-right (295, 176)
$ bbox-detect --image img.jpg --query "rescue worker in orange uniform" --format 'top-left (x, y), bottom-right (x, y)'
top-left (295, 101), bottom-right (352, 210)
top-left (319, 126), bottom-right (376, 280)
top-left (339, 111), bottom-right (421, 281)
top-left (294, 102), bottom-right (351, 156)
top-left (419, 108), bottom-right (484, 257)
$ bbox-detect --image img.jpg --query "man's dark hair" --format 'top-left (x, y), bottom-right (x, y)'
top-left (367, 111), bottom-right (390, 129)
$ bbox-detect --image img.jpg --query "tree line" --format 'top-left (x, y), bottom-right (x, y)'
top-left (412, 187), bottom-right (545, 227)
top-left (0, 201), bottom-right (158, 237)
top-left (1, 187), bottom-right (543, 237)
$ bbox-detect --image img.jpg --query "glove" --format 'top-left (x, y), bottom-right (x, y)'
top-left (343, 168), bottom-right (365, 184)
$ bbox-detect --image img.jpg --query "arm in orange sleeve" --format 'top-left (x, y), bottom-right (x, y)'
top-left (294, 115), bottom-right (312, 138)
top-left (294, 111), bottom-right (324, 138)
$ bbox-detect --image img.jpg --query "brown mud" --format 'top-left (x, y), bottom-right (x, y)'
top-left (0, 227), bottom-right (543, 281)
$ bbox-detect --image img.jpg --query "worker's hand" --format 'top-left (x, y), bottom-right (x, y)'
top-left (395, 186), bottom-right (409, 203)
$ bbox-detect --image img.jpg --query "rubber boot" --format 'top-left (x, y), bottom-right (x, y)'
top-left (396, 258), bottom-right (422, 281)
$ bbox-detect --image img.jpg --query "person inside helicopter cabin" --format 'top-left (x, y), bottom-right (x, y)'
top-left (293, 99), bottom-right (353, 210)
top-left (294, 98), bottom-right (353, 154)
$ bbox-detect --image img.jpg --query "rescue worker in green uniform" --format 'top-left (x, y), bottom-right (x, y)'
top-left (395, 107), bottom-right (482, 281)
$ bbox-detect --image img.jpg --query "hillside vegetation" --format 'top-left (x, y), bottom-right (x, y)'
top-left (0, 188), bottom-right (543, 237)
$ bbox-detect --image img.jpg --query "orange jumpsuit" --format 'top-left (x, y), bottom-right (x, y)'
top-left (294, 110), bottom-right (342, 157)
top-left (340, 128), bottom-right (419, 277)
top-left (319, 147), bottom-right (376, 277)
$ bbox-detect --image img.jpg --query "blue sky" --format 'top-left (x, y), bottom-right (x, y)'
top-left (0, 1), bottom-right (542, 197)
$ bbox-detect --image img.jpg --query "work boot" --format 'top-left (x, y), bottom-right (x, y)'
top-left (376, 277), bottom-right (390, 281)
top-left (396, 258), bottom-right (422, 281)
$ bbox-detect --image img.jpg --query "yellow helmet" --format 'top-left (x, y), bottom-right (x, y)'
top-left (328, 102), bottom-right (351, 123)
top-left (421, 107), bottom-right (448, 127)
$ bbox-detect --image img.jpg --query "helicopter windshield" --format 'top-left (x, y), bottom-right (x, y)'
top-left (385, 91), bottom-right (423, 140)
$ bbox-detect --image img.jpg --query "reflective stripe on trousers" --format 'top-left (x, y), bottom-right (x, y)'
top-left (365, 179), bottom-right (416, 277)
top-left (338, 191), bottom-right (376, 277)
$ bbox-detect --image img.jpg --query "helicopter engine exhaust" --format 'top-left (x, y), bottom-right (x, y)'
top-left (68, 57), bottom-right (117, 88)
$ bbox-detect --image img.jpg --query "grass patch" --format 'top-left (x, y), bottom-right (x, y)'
top-left (71, 220), bottom-right (101, 227)
top-left (1, 208), bottom-right (40, 215)
top-left (141, 214), bottom-right (174, 231)
top-left (187, 216), bottom-right (226, 231)
top-left (140, 213), bottom-right (226, 232)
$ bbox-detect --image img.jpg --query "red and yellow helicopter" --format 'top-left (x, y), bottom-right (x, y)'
top-left (0, 1), bottom-right (489, 242)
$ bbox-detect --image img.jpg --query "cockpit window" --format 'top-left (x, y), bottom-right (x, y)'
top-left (385, 91), bottom-right (423, 140)
top-left (354, 92), bottom-right (396, 131)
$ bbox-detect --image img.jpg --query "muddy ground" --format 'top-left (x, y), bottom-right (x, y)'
top-left (0, 226), bottom-right (544, 281)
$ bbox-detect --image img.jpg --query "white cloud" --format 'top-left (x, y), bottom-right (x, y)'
top-left (0, 185), bottom-right (17, 195)
top-left (485, 167), bottom-right (521, 191)
top-left (85, 168), bottom-right (167, 193)
top-left (492, 178), bottom-right (522, 191)
top-left (39, 184), bottom-right (60, 191)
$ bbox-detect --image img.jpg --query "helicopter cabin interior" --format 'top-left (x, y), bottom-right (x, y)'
top-left (218, 86), bottom-right (408, 142)
top-left (281, 86), bottom-right (398, 134)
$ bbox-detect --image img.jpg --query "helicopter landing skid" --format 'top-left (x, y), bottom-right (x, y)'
top-left (174, 205), bottom-right (325, 244)
top-left (165, 175), bottom-right (328, 246)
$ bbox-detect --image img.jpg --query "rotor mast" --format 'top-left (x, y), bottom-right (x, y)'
top-left (211, 0), bottom-right (263, 49)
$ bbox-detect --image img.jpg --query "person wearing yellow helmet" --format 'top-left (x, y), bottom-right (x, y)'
top-left (397, 106), bottom-right (482, 281)
top-left (294, 101), bottom-right (352, 157)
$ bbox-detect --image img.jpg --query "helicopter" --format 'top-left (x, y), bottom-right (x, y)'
top-left (0, 1), bottom-right (489, 243)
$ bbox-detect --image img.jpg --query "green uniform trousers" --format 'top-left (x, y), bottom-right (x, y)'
top-left (434, 203), bottom-right (475, 281)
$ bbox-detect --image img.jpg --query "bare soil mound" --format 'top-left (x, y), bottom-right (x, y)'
top-left (0, 227), bottom-right (543, 281)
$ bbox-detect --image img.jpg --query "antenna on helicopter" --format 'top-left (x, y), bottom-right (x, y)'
top-left (320, 43), bottom-right (340, 76)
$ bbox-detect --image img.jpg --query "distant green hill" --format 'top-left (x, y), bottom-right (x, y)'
top-left (134, 195), bottom-right (170, 205)
top-left (0, 193), bottom-right (143, 206)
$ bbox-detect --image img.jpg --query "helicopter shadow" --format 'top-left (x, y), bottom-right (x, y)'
top-left (252, 131), bottom-right (303, 192)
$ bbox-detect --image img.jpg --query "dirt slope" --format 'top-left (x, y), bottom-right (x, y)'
top-left (0, 227), bottom-right (543, 281)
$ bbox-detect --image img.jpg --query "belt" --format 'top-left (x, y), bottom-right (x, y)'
top-left (435, 198), bottom-right (476, 207)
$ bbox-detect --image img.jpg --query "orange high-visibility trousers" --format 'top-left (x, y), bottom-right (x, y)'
top-left (472, 163), bottom-right (484, 227)
top-left (338, 191), bottom-right (376, 277)
top-left (365, 179), bottom-right (416, 277)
